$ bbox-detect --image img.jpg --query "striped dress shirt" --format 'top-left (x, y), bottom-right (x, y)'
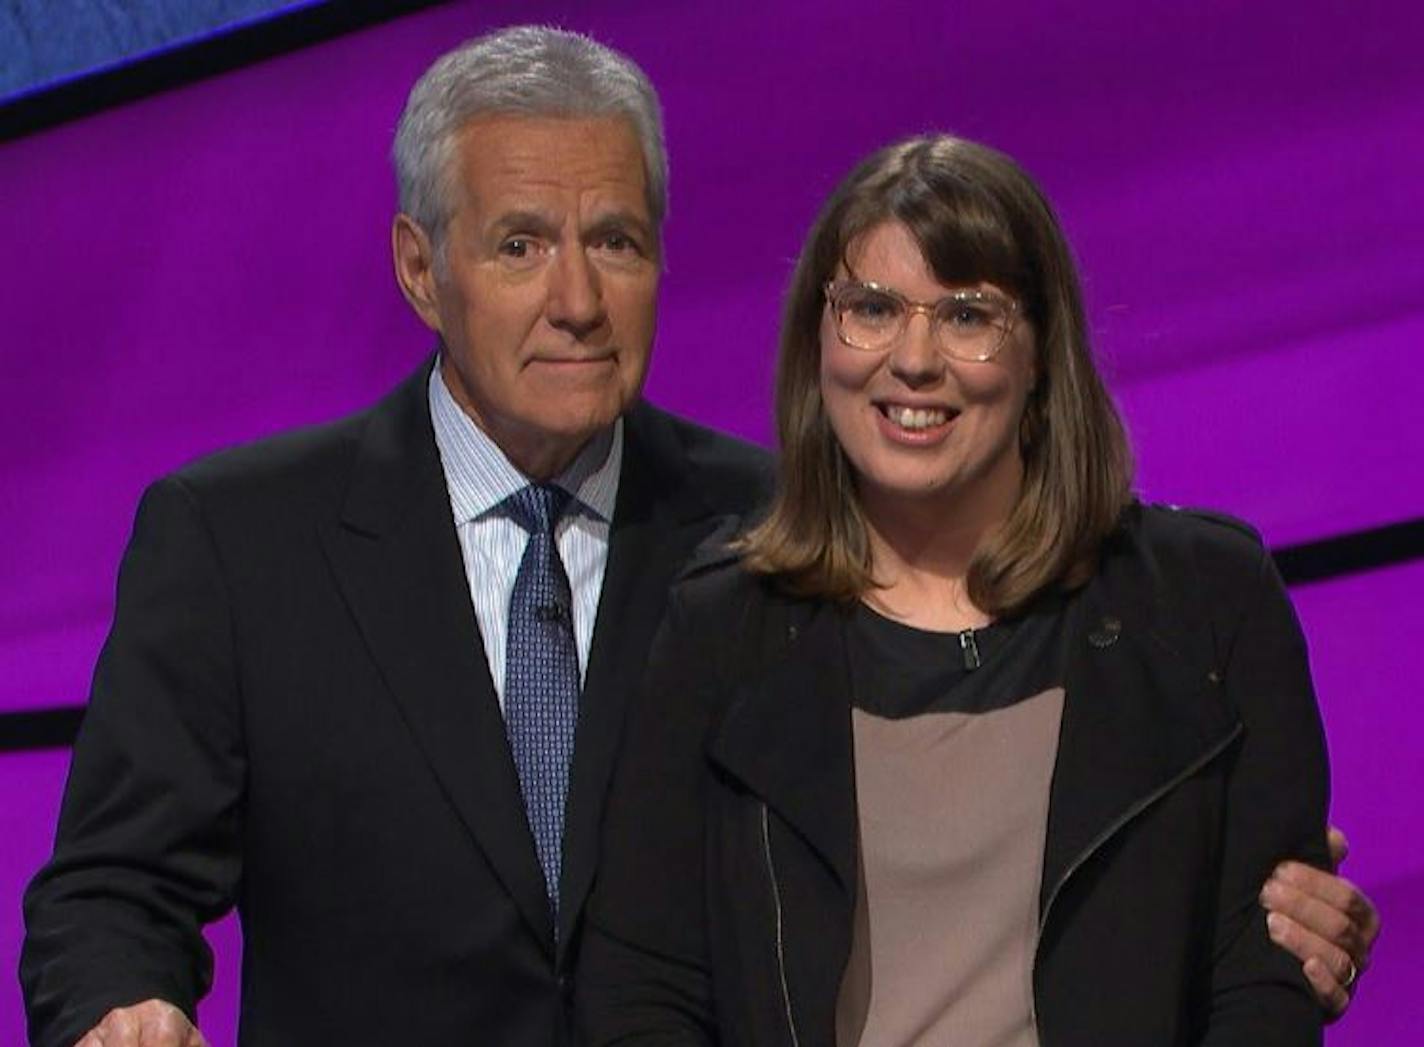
top-left (427, 363), bottom-right (622, 712)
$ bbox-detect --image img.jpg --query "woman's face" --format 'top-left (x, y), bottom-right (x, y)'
top-left (819, 220), bottom-right (1037, 527)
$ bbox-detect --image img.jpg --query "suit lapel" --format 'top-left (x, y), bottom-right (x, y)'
top-left (557, 405), bottom-right (747, 954)
top-left (319, 360), bottom-right (554, 951)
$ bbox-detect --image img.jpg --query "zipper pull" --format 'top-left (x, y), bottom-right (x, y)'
top-left (959, 628), bottom-right (981, 671)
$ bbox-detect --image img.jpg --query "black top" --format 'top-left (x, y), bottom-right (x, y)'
top-left (846, 597), bottom-right (1069, 720)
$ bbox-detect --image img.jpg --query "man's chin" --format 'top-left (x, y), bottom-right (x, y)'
top-left (504, 405), bottom-right (626, 478)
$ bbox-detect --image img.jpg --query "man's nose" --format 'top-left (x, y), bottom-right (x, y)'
top-left (545, 246), bottom-right (607, 337)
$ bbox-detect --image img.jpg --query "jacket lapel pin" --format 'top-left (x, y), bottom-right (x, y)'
top-left (1088, 615), bottom-right (1122, 648)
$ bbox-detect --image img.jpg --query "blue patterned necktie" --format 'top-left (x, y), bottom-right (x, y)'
top-left (503, 483), bottom-right (580, 920)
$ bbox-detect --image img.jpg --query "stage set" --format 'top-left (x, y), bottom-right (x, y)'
top-left (1, 1), bottom-right (1420, 1043)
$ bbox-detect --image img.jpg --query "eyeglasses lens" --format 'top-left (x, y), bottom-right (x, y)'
top-left (933, 299), bottom-right (1010, 360)
top-left (835, 286), bottom-right (903, 349)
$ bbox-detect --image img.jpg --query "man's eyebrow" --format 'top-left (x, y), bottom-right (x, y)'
top-left (584, 209), bottom-right (654, 242)
top-left (488, 209), bottom-right (560, 236)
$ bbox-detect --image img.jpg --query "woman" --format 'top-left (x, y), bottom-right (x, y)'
top-left (580, 135), bottom-right (1333, 1045)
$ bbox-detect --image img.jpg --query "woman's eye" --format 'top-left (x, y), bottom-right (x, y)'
top-left (945, 303), bottom-right (992, 328)
top-left (848, 295), bottom-right (899, 322)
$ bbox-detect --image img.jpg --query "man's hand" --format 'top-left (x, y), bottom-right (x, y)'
top-left (1261, 826), bottom-right (1382, 1021)
top-left (73, 999), bottom-right (208, 1047)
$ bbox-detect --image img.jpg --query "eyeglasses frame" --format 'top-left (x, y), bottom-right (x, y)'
top-left (822, 279), bottom-right (1021, 363)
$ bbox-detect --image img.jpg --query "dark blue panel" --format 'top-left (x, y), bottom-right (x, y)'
top-left (0, 0), bottom-right (323, 101)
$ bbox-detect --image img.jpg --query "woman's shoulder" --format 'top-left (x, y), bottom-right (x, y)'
top-left (673, 525), bottom-right (791, 612)
top-left (1117, 500), bottom-right (1268, 563)
top-left (1104, 501), bottom-right (1277, 605)
top-left (671, 552), bottom-right (796, 633)
top-left (659, 539), bottom-right (830, 686)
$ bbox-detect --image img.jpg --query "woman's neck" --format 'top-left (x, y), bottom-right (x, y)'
top-left (862, 528), bottom-right (987, 633)
top-left (859, 479), bottom-right (1018, 633)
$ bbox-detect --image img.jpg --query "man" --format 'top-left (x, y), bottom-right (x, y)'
top-left (20, 25), bottom-right (1377, 1047)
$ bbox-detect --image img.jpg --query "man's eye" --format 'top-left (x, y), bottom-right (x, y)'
top-left (598, 233), bottom-right (638, 254)
top-left (500, 238), bottom-right (533, 258)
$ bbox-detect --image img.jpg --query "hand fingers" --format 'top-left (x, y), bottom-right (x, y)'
top-left (139, 1003), bottom-right (198, 1046)
top-left (1302, 955), bottom-right (1351, 1022)
top-left (1271, 863), bottom-right (1381, 951)
top-left (77, 1001), bottom-right (198, 1047)
top-left (1262, 876), bottom-right (1370, 964)
top-left (1326, 826), bottom-right (1350, 870)
top-left (1267, 910), bottom-right (1359, 991)
top-left (99, 1006), bottom-right (141, 1047)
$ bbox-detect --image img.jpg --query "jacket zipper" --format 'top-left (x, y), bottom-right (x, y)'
top-left (761, 802), bottom-right (802, 1047)
top-left (1029, 722), bottom-right (1243, 1046)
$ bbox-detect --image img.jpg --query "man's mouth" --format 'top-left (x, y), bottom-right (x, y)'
top-left (529, 352), bottom-right (617, 368)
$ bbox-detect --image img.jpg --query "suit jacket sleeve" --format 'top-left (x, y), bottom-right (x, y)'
top-left (1201, 540), bottom-right (1329, 1044)
top-left (21, 476), bottom-right (245, 1047)
top-left (578, 587), bottom-right (719, 1046)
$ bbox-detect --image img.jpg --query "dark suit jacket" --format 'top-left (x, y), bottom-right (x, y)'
top-left (581, 504), bottom-right (1330, 1046)
top-left (21, 358), bottom-right (772, 1047)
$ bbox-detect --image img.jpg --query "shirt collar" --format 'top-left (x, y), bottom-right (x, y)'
top-left (428, 360), bottom-right (622, 526)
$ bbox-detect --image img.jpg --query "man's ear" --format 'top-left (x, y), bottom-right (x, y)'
top-left (392, 214), bottom-right (443, 331)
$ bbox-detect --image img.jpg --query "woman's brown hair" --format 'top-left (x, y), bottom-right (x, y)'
top-left (739, 135), bottom-right (1133, 617)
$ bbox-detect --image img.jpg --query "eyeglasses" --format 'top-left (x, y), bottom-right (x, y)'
top-left (823, 280), bottom-right (1020, 362)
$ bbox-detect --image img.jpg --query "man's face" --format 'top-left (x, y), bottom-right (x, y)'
top-left (396, 114), bottom-right (660, 479)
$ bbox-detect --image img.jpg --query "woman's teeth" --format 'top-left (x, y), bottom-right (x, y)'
top-left (885, 405), bottom-right (949, 430)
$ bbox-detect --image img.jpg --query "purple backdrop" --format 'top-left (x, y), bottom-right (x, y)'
top-left (3, 1), bottom-right (1421, 1043)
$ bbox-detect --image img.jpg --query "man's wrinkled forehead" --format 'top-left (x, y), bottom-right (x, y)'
top-left (452, 114), bottom-right (654, 215)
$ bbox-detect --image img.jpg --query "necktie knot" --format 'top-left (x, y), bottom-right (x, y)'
top-left (506, 483), bottom-right (571, 538)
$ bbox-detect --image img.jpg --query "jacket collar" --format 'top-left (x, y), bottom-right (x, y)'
top-left (1039, 531), bottom-right (1243, 912)
top-left (709, 601), bottom-right (860, 892)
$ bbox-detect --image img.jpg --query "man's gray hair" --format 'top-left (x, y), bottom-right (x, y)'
top-left (393, 25), bottom-right (667, 247)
